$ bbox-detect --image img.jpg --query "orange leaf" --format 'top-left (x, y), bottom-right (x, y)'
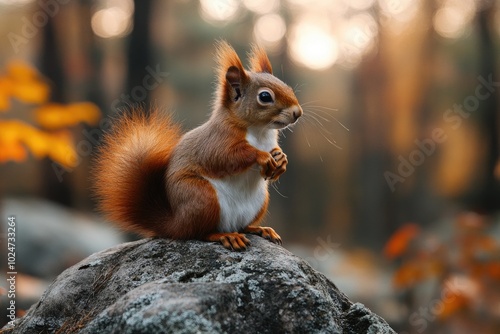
top-left (484, 262), bottom-right (500, 280)
top-left (392, 258), bottom-right (442, 288)
top-left (393, 264), bottom-right (418, 288)
top-left (34, 102), bottom-right (101, 130)
top-left (393, 261), bottom-right (420, 288)
top-left (384, 223), bottom-right (420, 259)
top-left (476, 235), bottom-right (498, 253)
top-left (0, 141), bottom-right (27, 163)
top-left (0, 121), bottom-right (29, 162)
top-left (438, 292), bottom-right (469, 319)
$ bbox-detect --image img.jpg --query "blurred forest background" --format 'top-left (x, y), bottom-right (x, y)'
top-left (1, 0), bottom-right (500, 332)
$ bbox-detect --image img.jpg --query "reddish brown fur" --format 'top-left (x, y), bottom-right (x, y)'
top-left (248, 44), bottom-right (273, 74)
top-left (215, 40), bottom-right (249, 108)
top-left (93, 41), bottom-right (302, 249)
top-left (92, 109), bottom-right (181, 236)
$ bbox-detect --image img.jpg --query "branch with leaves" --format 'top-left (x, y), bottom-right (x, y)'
top-left (0, 61), bottom-right (100, 168)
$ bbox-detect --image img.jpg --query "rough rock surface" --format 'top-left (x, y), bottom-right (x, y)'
top-left (3, 237), bottom-right (395, 333)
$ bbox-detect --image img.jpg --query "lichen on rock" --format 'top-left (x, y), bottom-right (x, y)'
top-left (2, 237), bottom-right (395, 333)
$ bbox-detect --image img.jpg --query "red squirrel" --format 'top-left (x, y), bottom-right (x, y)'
top-left (93, 41), bottom-right (302, 250)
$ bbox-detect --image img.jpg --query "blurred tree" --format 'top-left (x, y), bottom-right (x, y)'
top-left (352, 2), bottom-right (437, 249)
top-left (36, 1), bottom-right (104, 207)
top-left (126, 0), bottom-right (153, 109)
top-left (40, 9), bottom-right (72, 206)
top-left (466, 5), bottom-right (500, 213)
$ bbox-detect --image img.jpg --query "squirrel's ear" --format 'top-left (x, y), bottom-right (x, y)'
top-left (226, 66), bottom-right (243, 100)
top-left (215, 40), bottom-right (248, 104)
top-left (248, 44), bottom-right (272, 74)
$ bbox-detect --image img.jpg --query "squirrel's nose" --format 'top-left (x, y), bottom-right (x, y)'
top-left (292, 105), bottom-right (303, 122)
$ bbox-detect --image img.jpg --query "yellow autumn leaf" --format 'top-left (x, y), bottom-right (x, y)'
top-left (46, 131), bottom-right (78, 168)
top-left (34, 102), bottom-right (101, 130)
top-left (10, 80), bottom-right (50, 104)
top-left (6, 60), bottom-right (39, 80)
top-left (0, 120), bottom-right (25, 142)
top-left (33, 104), bottom-right (65, 129)
top-left (67, 102), bottom-right (101, 125)
top-left (0, 120), bottom-right (77, 168)
top-left (22, 126), bottom-right (50, 158)
top-left (3, 60), bottom-right (50, 104)
top-left (21, 127), bottom-right (77, 168)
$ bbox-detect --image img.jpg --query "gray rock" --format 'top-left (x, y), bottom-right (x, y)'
top-left (3, 237), bottom-right (395, 333)
top-left (1, 197), bottom-right (125, 278)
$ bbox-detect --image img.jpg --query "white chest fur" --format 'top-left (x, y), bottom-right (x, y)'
top-left (208, 127), bottom-right (278, 232)
top-left (245, 126), bottom-right (278, 152)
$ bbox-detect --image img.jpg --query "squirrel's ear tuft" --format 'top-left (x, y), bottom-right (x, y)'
top-left (248, 44), bottom-right (272, 74)
top-left (215, 40), bottom-right (248, 106)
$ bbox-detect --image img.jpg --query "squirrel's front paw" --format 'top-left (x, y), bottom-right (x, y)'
top-left (256, 151), bottom-right (278, 180)
top-left (269, 148), bottom-right (288, 181)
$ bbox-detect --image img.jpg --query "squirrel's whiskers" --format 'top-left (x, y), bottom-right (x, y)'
top-left (298, 102), bottom-right (347, 151)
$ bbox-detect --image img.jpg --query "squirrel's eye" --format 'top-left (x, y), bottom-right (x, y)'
top-left (258, 90), bottom-right (274, 104)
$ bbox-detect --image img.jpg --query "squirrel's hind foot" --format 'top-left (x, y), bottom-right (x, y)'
top-left (243, 226), bottom-right (282, 245)
top-left (205, 232), bottom-right (251, 251)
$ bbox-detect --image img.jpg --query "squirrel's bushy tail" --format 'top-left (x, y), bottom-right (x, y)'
top-left (92, 108), bottom-right (182, 236)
